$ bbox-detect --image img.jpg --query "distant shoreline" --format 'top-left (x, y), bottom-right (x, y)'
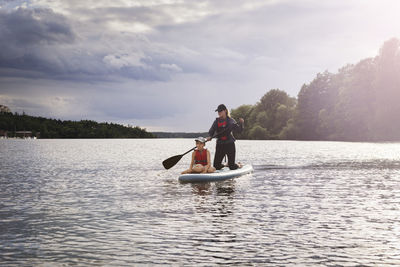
top-left (152, 132), bottom-right (208, 138)
top-left (0, 111), bottom-right (154, 139)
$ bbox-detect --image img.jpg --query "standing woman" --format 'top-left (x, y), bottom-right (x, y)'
top-left (207, 104), bottom-right (244, 170)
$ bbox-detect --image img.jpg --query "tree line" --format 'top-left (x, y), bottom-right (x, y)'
top-left (231, 38), bottom-right (400, 141)
top-left (0, 112), bottom-right (154, 138)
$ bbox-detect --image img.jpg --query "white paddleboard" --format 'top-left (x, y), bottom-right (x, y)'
top-left (178, 164), bottom-right (253, 183)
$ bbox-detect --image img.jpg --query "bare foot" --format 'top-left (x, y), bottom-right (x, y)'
top-left (237, 162), bottom-right (243, 168)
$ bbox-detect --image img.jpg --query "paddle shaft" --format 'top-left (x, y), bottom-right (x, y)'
top-left (180, 137), bottom-right (213, 157)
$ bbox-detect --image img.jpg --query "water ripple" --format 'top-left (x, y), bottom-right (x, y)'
top-left (1, 139), bottom-right (400, 265)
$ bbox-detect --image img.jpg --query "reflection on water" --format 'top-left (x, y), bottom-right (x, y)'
top-left (191, 183), bottom-right (212, 196)
top-left (1, 139), bottom-right (400, 265)
top-left (192, 181), bottom-right (236, 220)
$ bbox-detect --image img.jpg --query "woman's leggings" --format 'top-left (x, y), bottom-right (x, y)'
top-left (213, 142), bottom-right (239, 170)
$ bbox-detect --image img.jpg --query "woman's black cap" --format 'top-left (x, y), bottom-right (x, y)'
top-left (215, 104), bottom-right (227, 112)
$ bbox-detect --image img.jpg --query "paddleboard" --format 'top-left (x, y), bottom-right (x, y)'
top-left (179, 164), bottom-right (253, 183)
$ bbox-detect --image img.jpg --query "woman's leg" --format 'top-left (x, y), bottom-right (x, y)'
top-left (226, 142), bottom-right (239, 170)
top-left (213, 144), bottom-right (226, 170)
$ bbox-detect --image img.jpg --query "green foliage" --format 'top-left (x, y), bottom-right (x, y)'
top-left (249, 125), bottom-right (269, 140)
top-left (279, 119), bottom-right (298, 140)
top-left (231, 38), bottom-right (400, 141)
top-left (231, 89), bottom-right (295, 140)
top-left (0, 112), bottom-right (154, 139)
top-left (293, 38), bottom-right (400, 141)
top-left (230, 104), bottom-right (254, 139)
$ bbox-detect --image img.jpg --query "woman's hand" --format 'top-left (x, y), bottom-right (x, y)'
top-left (206, 137), bottom-right (212, 141)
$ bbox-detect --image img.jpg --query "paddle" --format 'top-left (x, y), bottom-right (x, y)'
top-left (162, 122), bottom-right (240, 170)
top-left (162, 145), bottom-right (200, 170)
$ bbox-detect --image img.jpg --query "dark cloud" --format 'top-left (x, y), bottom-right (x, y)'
top-left (0, 8), bottom-right (75, 45)
top-left (0, 8), bottom-right (77, 78)
top-left (0, 7), bottom-right (185, 81)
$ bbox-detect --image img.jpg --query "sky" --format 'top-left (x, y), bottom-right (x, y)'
top-left (1, 0), bottom-right (400, 132)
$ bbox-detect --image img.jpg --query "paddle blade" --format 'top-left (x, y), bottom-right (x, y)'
top-left (162, 154), bottom-right (183, 169)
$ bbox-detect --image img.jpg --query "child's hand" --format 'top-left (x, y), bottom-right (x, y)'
top-left (239, 118), bottom-right (244, 124)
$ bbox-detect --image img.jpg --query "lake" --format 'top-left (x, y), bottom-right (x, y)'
top-left (1, 139), bottom-right (400, 266)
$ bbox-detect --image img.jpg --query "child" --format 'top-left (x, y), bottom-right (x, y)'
top-left (181, 137), bottom-right (216, 174)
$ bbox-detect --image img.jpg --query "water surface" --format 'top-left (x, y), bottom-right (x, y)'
top-left (1, 139), bottom-right (400, 266)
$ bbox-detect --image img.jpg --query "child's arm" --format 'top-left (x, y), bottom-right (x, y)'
top-left (181, 152), bottom-right (196, 174)
top-left (189, 151), bottom-right (195, 169)
top-left (203, 150), bottom-right (211, 173)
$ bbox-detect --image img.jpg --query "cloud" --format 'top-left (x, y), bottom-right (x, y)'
top-left (0, 8), bottom-right (78, 78)
top-left (2, 0), bottom-right (400, 131)
top-left (0, 8), bottom-right (74, 44)
top-left (1, 1), bottom-right (319, 84)
top-left (0, 6), bottom-right (190, 81)
top-left (103, 53), bottom-right (147, 69)
top-left (160, 63), bottom-right (182, 72)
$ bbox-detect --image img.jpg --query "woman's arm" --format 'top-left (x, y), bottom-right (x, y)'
top-left (230, 117), bottom-right (244, 133)
top-left (207, 120), bottom-right (217, 140)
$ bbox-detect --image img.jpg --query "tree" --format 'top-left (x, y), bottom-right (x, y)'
top-left (249, 125), bottom-right (269, 140)
top-left (231, 89), bottom-right (296, 139)
top-left (230, 104), bottom-right (254, 139)
top-left (295, 71), bottom-right (339, 140)
top-left (0, 112), bottom-right (154, 138)
top-left (370, 38), bottom-right (400, 140)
